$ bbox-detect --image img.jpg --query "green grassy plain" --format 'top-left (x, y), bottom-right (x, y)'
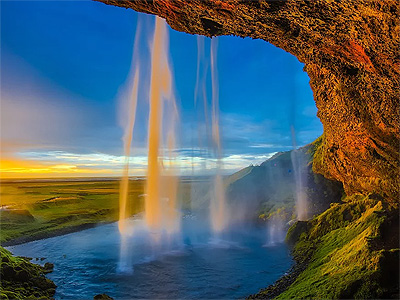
top-left (0, 178), bottom-right (195, 245)
top-left (0, 179), bottom-right (146, 244)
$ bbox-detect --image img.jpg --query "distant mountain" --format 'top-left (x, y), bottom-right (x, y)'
top-left (225, 142), bottom-right (344, 222)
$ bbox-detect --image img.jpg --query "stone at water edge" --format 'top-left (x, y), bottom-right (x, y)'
top-left (43, 262), bottom-right (54, 273)
top-left (94, 293), bottom-right (115, 300)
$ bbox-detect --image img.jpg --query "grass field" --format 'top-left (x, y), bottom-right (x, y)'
top-left (0, 178), bottom-right (198, 245)
top-left (0, 179), bottom-right (147, 244)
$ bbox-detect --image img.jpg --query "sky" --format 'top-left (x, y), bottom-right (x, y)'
top-left (0, 0), bottom-right (322, 178)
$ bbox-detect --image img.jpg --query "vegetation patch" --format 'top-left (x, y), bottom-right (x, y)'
top-left (0, 246), bottom-right (56, 299)
top-left (272, 195), bottom-right (399, 299)
top-left (0, 180), bottom-right (146, 245)
top-left (0, 179), bottom-right (198, 245)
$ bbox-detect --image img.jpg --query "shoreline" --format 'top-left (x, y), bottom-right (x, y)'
top-left (247, 258), bottom-right (308, 299)
top-left (1, 221), bottom-right (114, 247)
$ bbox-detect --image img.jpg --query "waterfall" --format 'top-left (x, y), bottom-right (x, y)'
top-left (145, 16), bottom-right (180, 234)
top-left (209, 38), bottom-right (227, 235)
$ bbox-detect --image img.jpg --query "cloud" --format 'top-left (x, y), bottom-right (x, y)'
top-left (0, 147), bottom-right (279, 178)
top-left (0, 51), bottom-right (125, 156)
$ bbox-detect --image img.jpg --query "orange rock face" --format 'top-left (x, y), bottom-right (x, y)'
top-left (96, 0), bottom-right (399, 202)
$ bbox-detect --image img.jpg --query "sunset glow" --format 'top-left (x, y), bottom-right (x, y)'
top-left (0, 1), bottom-right (321, 179)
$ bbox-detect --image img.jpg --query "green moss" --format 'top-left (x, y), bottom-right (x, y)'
top-left (308, 134), bottom-right (324, 158)
top-left (0, 247), bottom-right (56, 299)
top-left (271, 195), bottom-right (399, 299)
top-left (285, 221), bottom-right (309, 248)
top-left (258, 202), bottom-right (295, 222)
top-left (311, 134), bottom-right (326, 176)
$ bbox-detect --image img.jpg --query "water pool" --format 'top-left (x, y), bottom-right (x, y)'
top-left (7, 217), bottom-right (292, 299)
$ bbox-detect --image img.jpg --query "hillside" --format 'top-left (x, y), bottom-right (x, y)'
top-left (226, 140), bottom-right (344, 222)
top-left (251, 195), bottom-right (399, 299)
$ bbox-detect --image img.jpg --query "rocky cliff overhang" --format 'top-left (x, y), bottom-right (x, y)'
top-left (95, 0), bottom-right (400, 202)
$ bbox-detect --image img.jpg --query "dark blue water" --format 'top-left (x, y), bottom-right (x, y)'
top-left (7, 218), bottom-right (292, 299)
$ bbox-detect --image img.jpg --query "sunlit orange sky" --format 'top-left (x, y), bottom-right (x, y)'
top-left (0, 1), bottom-right (322, 179)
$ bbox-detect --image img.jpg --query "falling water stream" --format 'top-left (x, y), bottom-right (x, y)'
top-left (209, 38), bottom-right (228, 235)
top-left (118, 49), bottom-right (140, 235)
top-left (290, 127), bottom-right (308, 221)
top-left (117, 21), bottom-right (142, 273)
top-left (118, 65), bottom-right (140, 272)
top-left (144, 16), bottom-right (179, 233)
top-left (194, 36), bottom-right (228, 236)
top-left (117, 16), bottom-right (181, 272)
top-left (121, 17), bottom-right (229, 243)
top-left (119, 17), bottom-right (180, 235)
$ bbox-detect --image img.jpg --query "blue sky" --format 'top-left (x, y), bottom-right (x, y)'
top-left (0, 0), bottom-right (322, 177)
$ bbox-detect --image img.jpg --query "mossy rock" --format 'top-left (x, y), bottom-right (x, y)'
top-left (285, 221), bottom-right (309, 247)
top-left (0, 247), bottom-right (56, 299)
top-left (94, 294), bottom-right (114, 300)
